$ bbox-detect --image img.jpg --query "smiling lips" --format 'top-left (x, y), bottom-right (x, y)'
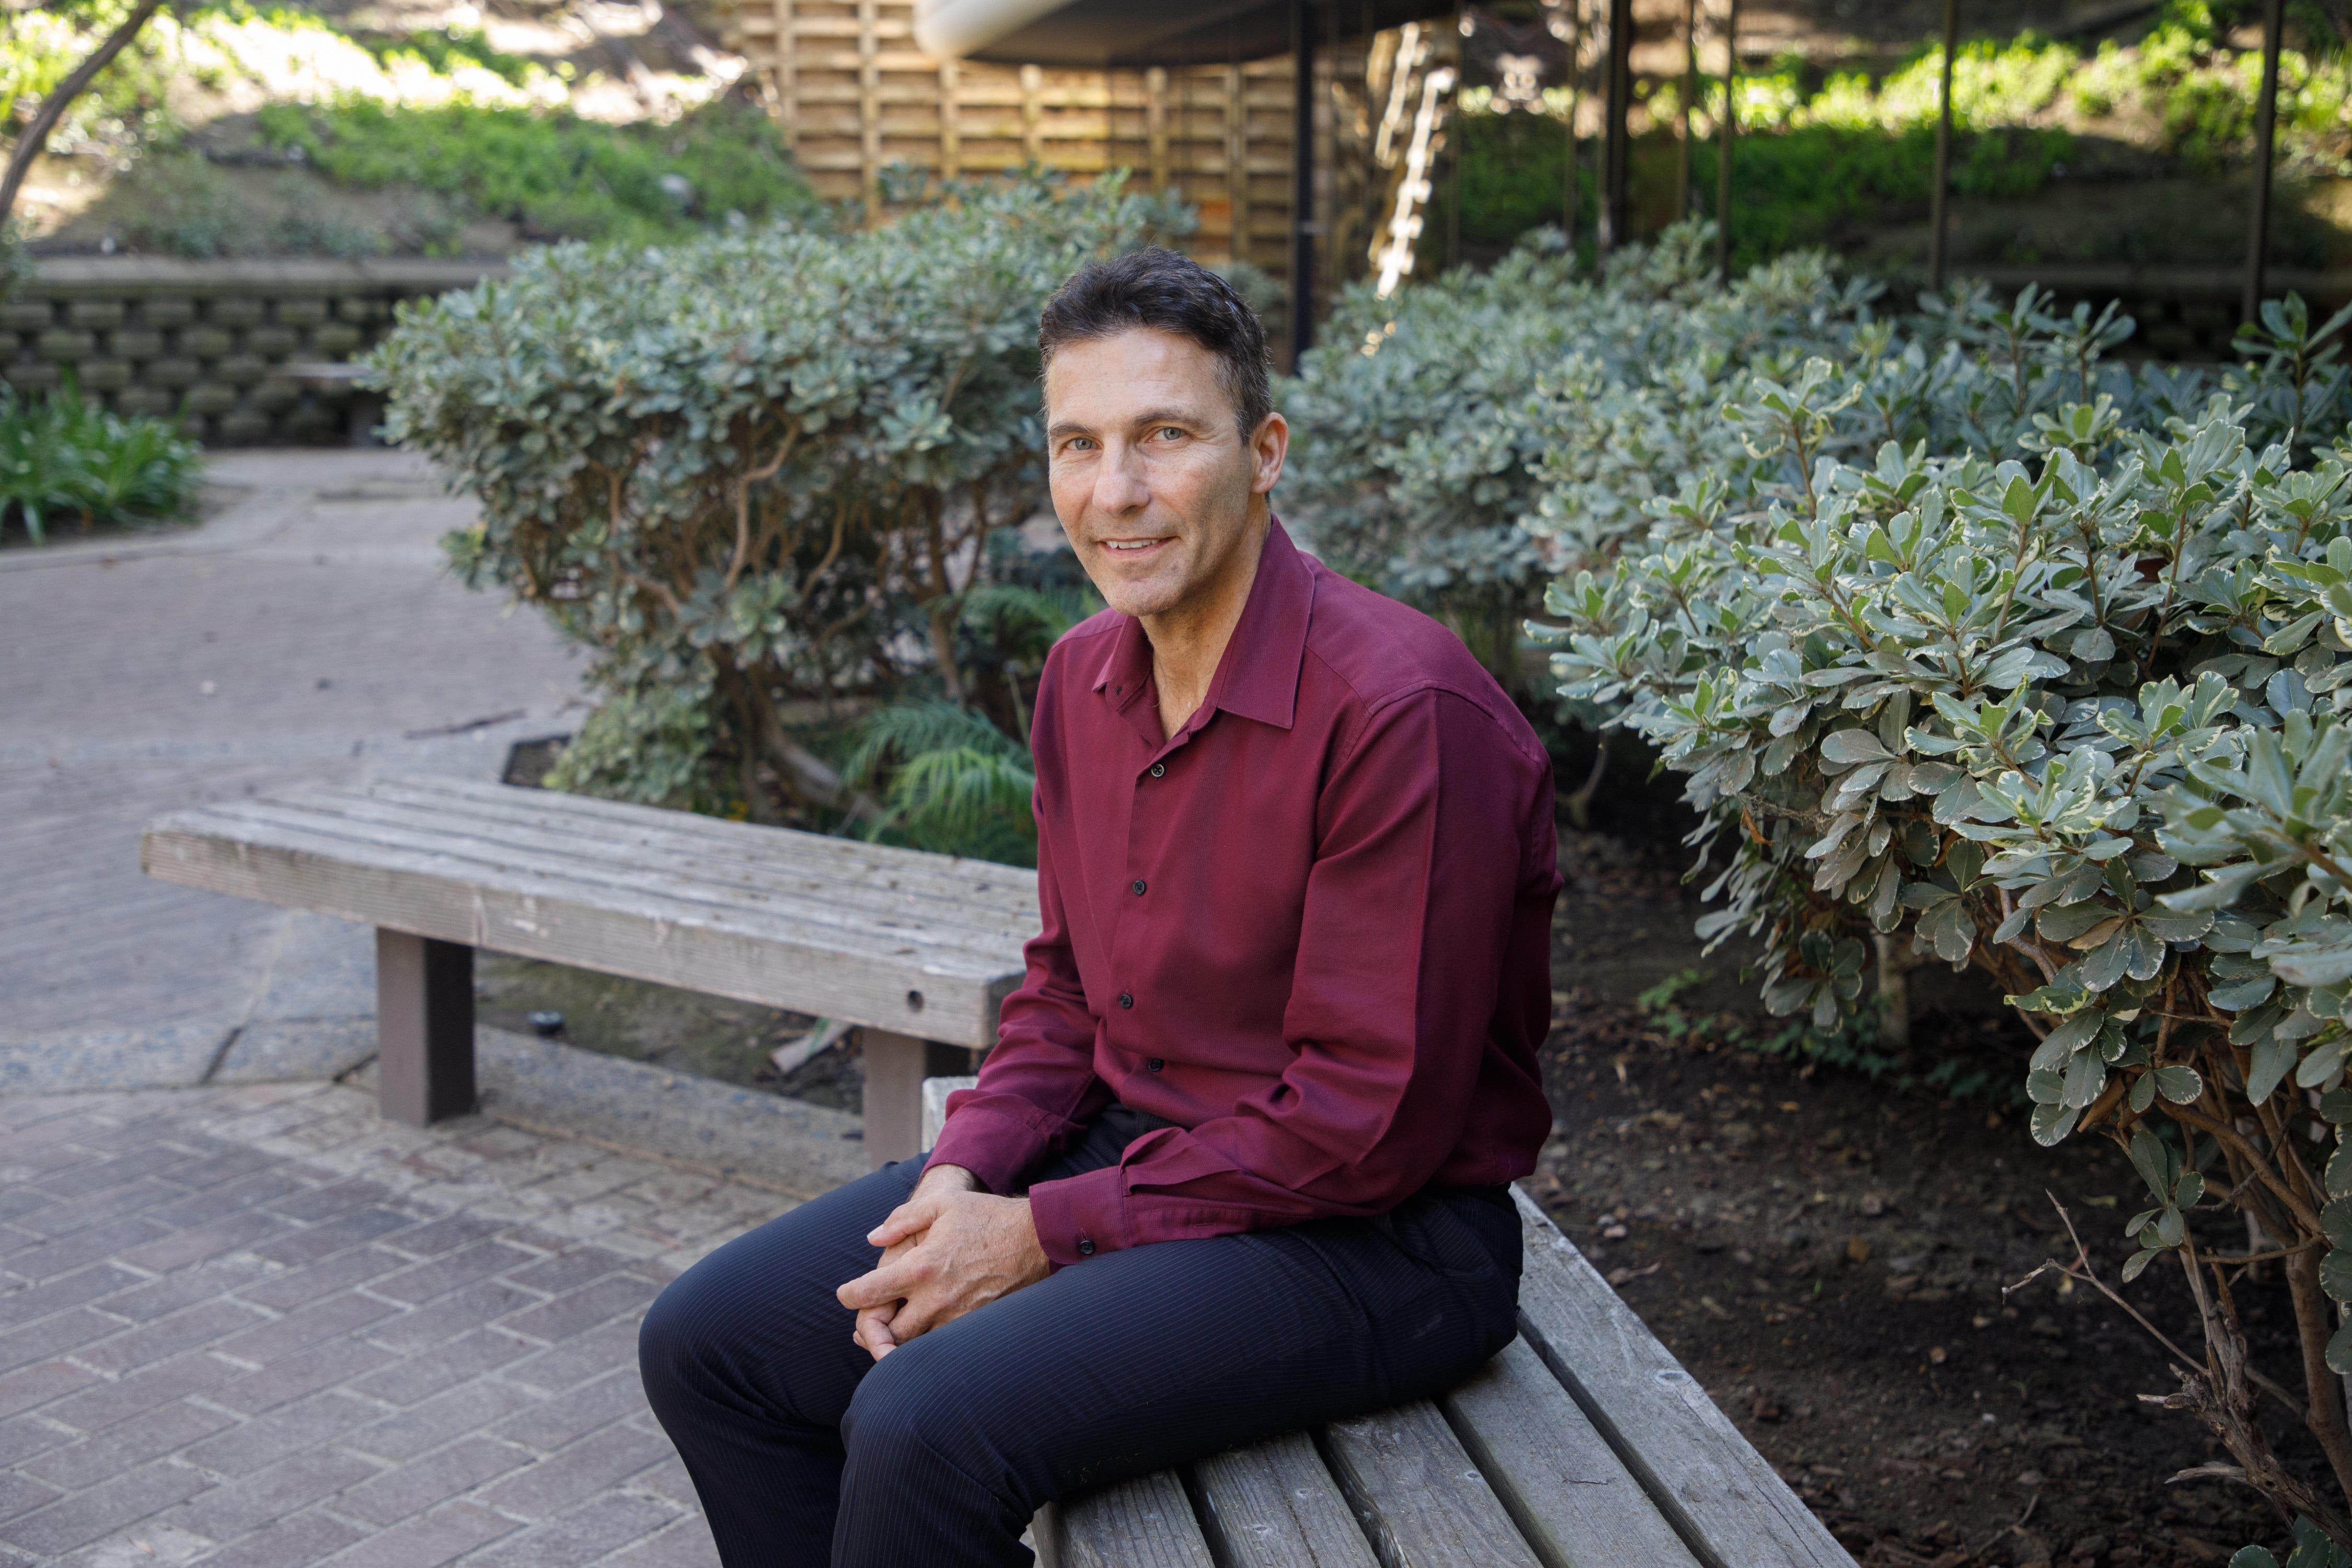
top-left (1101, 538), bottom-right (1171, 554)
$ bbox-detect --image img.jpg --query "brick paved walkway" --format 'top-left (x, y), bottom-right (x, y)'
top-left (0, 1081), bottom-right (788, 1567)
top-left (1, 449), bottom-right (587, 1089)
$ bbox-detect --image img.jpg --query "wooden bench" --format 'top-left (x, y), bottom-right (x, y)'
top-left (920, 1080), bottom-right (1858, 1568)
top-left (139, 776), bottom-right (1039, 1165)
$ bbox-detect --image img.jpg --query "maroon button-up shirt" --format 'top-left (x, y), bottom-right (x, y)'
top-left (926, 520), bottom-right (1560, 1268)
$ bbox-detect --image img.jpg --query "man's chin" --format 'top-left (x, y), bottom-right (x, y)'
top-left (1093, 576), bottom-right (1187, 620)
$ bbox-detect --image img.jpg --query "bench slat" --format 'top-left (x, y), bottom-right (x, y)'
top-left (1189, 1431), bottom-right (1377, 1568)
top-left (143, 805), bottom-right (1021, 980)
top-left (1511, 1188), bottom-right (1855, 1568)
top-left (142, 814), bottom-right (1011, 1047)
top-left (194, 790), bottom-right (1037, 961)
top-left (1322, 1400), bottom-right (1541, 1568)
top-left (357, 776), bottom-right (1039, 915)
top-left (1055, 1470), bottom-right (1218, 1568)
top-left (1443, 1336), bottom-right (1701, 1568)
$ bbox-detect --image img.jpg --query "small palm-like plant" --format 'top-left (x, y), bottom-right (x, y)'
top-left (844, 699), bottom-right (1037, 864)
top-left (0, 385), bottom-right (202, 545)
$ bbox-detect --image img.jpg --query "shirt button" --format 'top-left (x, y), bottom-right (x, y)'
top-left (1131, 879), bottom-right (1147, 895)
top-left (1117, 992), bottom-right (1134, 1009)
top-left (1149, 762), bottom-right (1166, 778)
top-left (1077, 1238), bottom-right (1096, 1256)
top-left (1147, 1057), bottom-right (1164, 1071)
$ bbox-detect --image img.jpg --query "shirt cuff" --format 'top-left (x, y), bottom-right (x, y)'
top-left (1025, 1164), bottom-right (1129, 1269)
top-left (924, 1092), bottom-right (1052, 1196)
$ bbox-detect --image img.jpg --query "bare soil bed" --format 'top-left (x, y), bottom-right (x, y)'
top-left (1538, 824), bottom-right (2325, 1568)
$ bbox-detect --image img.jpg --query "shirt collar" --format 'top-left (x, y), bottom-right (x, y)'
top-left (1088, 516), bottom-right (1315, 734)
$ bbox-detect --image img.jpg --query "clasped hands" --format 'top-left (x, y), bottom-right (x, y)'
top-left (835, 1163), bottom-right (1052, 1361)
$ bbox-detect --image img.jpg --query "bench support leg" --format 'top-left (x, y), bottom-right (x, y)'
top-left (376, 930), bottom-right (475, 1126)
top-left (862, 1030), bottom-right (976, 1169)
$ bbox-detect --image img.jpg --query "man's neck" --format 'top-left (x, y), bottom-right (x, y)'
top-left (1142, 512), bottom-right (1269, 740)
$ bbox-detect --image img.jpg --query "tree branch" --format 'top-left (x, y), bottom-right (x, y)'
top-left (1, 0), bottom-right (168, 222)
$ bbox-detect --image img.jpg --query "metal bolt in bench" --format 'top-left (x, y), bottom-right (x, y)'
top-left (140, 775), bottom-right (1040, 1165)
top-left (918, 1080), bottom-right (1858, 1568)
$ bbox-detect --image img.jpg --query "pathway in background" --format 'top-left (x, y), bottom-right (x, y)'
top-left (0, 451), bottom-right (589, 1092)
top-left (0, 1079), bottom-right (763, 1567)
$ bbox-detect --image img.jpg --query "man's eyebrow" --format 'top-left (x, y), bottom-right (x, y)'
top-left (1046, 408), bottom-right (1215, 443)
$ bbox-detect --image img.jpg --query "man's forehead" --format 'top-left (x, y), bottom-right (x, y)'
top-left (1044, 328), bottom-right (1223, 417)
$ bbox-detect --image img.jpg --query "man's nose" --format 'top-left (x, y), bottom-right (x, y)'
top-left (1092, 442), bottom-right (1150, 516)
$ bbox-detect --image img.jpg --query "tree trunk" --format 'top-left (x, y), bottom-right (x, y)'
top-left (1873, 931), bottom-right (1911, 1053)
top-left (2285, 1247), bottom-right (2352, 1508)
top-left (0, 0), bottom-right (169, 222)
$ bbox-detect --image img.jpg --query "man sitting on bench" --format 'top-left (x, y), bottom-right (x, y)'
top-left (639, 248), bottom-right (1562, 1568)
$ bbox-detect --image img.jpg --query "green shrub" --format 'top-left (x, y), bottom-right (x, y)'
top-left (375, 173), bottom-right (1182, 828)
top-left (1541, 284), bottom-right (2352, 1541)
top-left (1284, 224), bottom-right (1876, 689)
top-left (256, 99), bottom-right (822, 246)
top-left (0, 385), bottom-right (204, 544)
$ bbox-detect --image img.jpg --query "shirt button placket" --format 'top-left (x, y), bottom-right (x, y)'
top-left (1149, 762), bottom-right (1166, 778)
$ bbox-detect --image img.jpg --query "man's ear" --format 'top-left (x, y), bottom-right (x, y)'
top-left (1251, 411), bottom-right (1289, 498)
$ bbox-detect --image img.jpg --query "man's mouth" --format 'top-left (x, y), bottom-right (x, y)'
top-left (1100, 538), bottom-right (1170, 555)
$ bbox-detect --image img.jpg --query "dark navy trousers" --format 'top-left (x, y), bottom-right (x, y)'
top-left (637, 1108), bottom-right (1523, 1567)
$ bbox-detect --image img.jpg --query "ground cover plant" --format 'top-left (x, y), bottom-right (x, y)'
top-left (3, 0), bottom-right (776, 258)
top-left (374, 173), bottom-right (1174, 845)
top-left (0, 383), bottom-right (202, 544)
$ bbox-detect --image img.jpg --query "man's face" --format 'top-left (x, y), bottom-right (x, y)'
top-left (1043, 328), bottom-right (1287, 622)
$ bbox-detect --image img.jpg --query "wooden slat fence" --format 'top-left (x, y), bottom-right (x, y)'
top-left (721, 0), bottom-right (1394, 281)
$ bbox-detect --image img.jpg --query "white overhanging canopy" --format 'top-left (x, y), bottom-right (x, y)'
top-left (912, 0), bottom-right (1443, 67)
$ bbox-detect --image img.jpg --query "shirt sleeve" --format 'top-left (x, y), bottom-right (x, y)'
top-left (1023, 688), bottom-right (1552, 1265)
top-left (924, 694), bottom-right (1111, 1195)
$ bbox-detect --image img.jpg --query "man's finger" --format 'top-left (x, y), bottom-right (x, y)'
top-left (854, 1305), bottom-right (898, 1360)
top-left (836, 1255), bottom-right (925, 1311)
top-left (867, 1195), bottom-right (942, 1248)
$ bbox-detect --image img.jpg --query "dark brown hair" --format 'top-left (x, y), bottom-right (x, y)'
top-left (1037, 247), bottom-right (1272, 437)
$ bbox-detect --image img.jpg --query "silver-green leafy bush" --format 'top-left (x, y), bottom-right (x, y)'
top-left (1543, 286), bottom-right (2352, 1535)
top-left (372, 174), bottom-right (1180, 824)
top-left (1284, 225), bottom-right (1883, 686)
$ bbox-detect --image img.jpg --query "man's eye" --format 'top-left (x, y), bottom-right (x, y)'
top-left (1155, 426), bottom-right (1184, 441)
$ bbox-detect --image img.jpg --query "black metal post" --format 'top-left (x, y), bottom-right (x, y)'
top-left (1290, 0), bottom-right (1316, 368)
top-left (1678, 0), bottom-right (1696, 218)
top-left (1714, 0), bottom-right (1736, 280)
top-left (1564, 0), bottom-right (1583, 248)
top-left (2243, 0), bottom-right (2285, 326)
top-left (1599, 0), bottom-right (1632, 255)
top-left (1929, 0), bottom-right (1957, 290)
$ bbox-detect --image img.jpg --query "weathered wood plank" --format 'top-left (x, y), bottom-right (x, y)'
top-left (141, 819), bottom-right (1013, 1047)
top-left (1511, 1187), bottom-right (1856, 1568)
top-left (142, 804), bottom-right (1024, 977)
top-left (921, 1073), bottom-right (977, 1149)
top-left (1189, 1431), bottom-right (1376, 1568)
top-left (206, 790), bottom-right (1037, 960)
top-left (1056, 1469), bottom-right (1216, 1568)
top-left (1321, 1400), bottom-right (1542, 1568)
top-left (1443, 1337), bottom-right (1701, 1568)
top-left (283, 776), bottom-right (1039, 919)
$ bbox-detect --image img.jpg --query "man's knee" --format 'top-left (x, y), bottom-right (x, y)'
top-left (638, 1242), bottom-right (844, 1432)
top-left (637, 1265), bottom-right (725, 1418)
top-left (840, 1342), bottom-right (1020, 1500)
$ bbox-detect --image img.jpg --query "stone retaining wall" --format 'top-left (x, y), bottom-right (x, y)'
top-left (1, 258), bottom-right (503, 444)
